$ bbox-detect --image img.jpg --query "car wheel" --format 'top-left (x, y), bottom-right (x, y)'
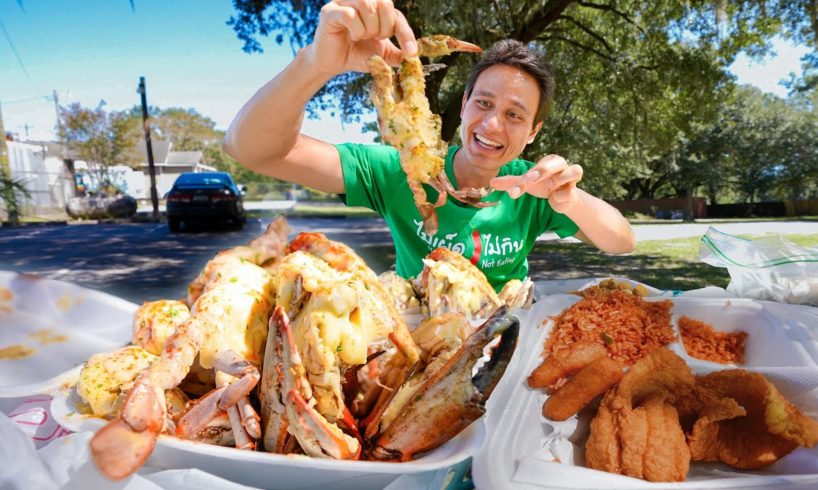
top-left (168, 218), bottom-right (182, 232)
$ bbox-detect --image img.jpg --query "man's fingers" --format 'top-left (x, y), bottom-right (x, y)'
top-left (551, 164), bottom-right (583, 188)
top-left (490, 175), bottom-right (526, 199)
top-left (375, 0), bottom-right (395, 39)
top-left (392, 9), bottom-right (417, 56)
top-left (535, 155), bottom-right (569, 180)
top-left (381, 40), bottom-right (404, 66)
top-left (548, 182), bottom-right (576, 203)
top-left (325, 2), bottom-right (366, 40)
top-left (490, 175), bottom-right (524, 191)
top-left (355, 0), bottom-right (381, 39)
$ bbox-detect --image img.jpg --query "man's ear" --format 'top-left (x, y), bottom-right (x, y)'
top-left (527, 121), bottom-right (543, 144)
top-left (460, 92), bottom-right (468, 117)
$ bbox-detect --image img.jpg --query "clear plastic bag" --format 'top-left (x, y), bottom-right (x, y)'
top-left (699, 227), bottom-right (818, 305)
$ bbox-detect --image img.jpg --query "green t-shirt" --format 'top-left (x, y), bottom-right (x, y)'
top-left (337, 143), bottom-right (578, 291)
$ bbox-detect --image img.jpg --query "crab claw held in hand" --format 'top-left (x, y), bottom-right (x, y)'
top-left (367, 306), bottom-right (519, 461)
top-left (369, 35), bottom-right (492, 236)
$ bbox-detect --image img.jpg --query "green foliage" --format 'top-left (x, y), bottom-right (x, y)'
top-left (59, 101), bottom-right (140, 191)
top-left (227, 0), bottom-right (818, 203)
top-left (0, 174), bottom-right (30, 224)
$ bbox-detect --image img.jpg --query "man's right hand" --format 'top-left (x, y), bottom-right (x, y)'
top-left (306, 0), bottom-right (418, 76)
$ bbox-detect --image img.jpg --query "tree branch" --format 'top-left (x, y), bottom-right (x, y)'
top-left (557, 14), bottom-right (614, 53)
top-left (491, 0), bottom-right (511, 33)
top-left (517, 0), bottom-right (576, 42)
top-left (577, 1), bottom-right (646, 35)
top-left (537, 34), bottom-right (617, 63)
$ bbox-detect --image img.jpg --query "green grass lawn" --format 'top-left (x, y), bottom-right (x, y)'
top-left (354, 233), bottom-right (818, 292)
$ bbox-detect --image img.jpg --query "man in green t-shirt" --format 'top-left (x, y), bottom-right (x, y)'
top-left (224, 0), bottom-right (635, 290)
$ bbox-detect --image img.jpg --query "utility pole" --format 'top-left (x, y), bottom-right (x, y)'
top-left (52, 90), bottom-right (64, 152)
top-left (0, 102), bottom-right (19, 225)
top-left (20, 123), bottom-right (32, 140)
top-left (53, 89), bottom-right (77, 197)
top-left (137, 76), bottom-right (159, 222)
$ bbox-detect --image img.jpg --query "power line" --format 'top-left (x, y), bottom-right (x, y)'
top-left (0, 95), bottom-right (52, 105)
top-left (0, 19), bottom-right (32, 81)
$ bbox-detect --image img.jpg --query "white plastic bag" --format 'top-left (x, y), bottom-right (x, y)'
top-left (0, 412), bottom-right (58, 489)
top-left (699, 227), bottom-right (818, 305)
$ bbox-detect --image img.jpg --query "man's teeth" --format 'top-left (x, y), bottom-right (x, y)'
top-left (475, 134), bottom-right (502, 149)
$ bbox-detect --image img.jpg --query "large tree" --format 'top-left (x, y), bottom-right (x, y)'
top-left (59, 102), bottom-right (140, 192)
top-left (227, 0), bottom-right (810, 199)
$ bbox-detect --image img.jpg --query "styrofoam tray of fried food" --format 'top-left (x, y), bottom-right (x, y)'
top-left (534, 276), bottom-right (667, 300)
top-left (0, 271), bottom-right (136, 398)
top-left (474, 293), bottom-right (818, 489)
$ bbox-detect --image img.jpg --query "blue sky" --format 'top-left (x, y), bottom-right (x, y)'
top-left (0, 0), bottom-right (810, 143)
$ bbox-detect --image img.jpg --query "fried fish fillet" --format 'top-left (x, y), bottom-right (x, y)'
top-left (689, 369), bottom-right (818, 469)
top-left (585, 348), bottom-right (695, 482)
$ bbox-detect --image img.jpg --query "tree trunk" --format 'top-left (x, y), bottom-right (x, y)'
top-left (683, 187), bottom-right (695, 222)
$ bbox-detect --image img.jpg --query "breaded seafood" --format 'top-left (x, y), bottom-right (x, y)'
top-left (585, 348), bottom-right (695, 482)
top-left (689, 369), bottom-right (818, 469)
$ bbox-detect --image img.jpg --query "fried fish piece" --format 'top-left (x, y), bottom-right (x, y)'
top-left (689, 369), bottom-right (818, 469)
top-left (585, 348), bottom-right (696, 482)
top-left (619, 393), bottom-right (690, 482)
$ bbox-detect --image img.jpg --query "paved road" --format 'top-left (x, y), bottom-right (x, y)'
top-left (0, 217), bottom-right (393, 305)
top-left (1, 217), bottom-right (815, 304)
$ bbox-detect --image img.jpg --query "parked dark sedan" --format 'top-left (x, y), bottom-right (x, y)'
top-left (166, 172), bottom-right (246, 231)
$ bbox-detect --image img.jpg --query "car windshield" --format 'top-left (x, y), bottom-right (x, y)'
top-left (175, 173), bottom-right (230, 186)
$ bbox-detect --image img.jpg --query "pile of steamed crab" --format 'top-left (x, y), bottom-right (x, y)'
top-left (76, 216), bottom-right (531, 480)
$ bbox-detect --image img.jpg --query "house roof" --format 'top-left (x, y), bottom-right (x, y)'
top-left (165, 151), bottom-right (203, 164)
top-left (135, 140), bottom-right (171, 164)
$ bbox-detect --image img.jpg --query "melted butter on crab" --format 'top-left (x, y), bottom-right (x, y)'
top-left (192, 256), bottom-right (275, 369)
top-left (78, 345), bottom-right (158, 416)
top-left (273, 251), bottom-right (395, 422)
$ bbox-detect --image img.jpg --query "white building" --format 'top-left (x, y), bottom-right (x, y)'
top-left (131, 144), bottom-right (216, 199)
top-left (5, 140), bottom-right (75, 214)
top-left (4, 140), bottom-right (216, 214)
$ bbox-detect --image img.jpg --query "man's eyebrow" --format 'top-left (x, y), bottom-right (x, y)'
top-left (473, 90), bottom-right (530, 114)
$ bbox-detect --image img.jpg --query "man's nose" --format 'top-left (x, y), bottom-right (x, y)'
top-left (481, 111), bottom-right (503, 132)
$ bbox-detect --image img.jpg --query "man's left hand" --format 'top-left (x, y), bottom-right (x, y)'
top-left (490, 154), bottom-right (583, 213)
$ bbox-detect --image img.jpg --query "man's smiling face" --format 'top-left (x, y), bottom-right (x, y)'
top-left (458, 64), bottom-right (543, 173)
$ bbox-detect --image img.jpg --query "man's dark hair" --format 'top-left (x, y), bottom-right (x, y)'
top-left (464, 39), bottom-right (555, 125)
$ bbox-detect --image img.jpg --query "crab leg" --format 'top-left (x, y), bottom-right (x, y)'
top-left (90, 219), bottom-right (287, 479)
top-left (90, 314), bottom-right (207, 479)
top-left (369, 306), bottom-right (519, 461)
top-left (89, 374), bottom-right (164, 480)
top-left (175, 350), bottom-right (261, 443)
top-left (259, 308), bottom-right (291, 452)
top-left (227, 406), bottom-right (255, 449)
top-left (262, 306), bottom-right (361, 458)
top-left (416, 35), bottom-right (482, 57)
top-left (368, 37), bottom-right (491, 236)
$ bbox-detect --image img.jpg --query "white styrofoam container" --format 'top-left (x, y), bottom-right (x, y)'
top-left (0, 271), bottom-right (137, 398)
top-left (534, 277), bottom-right (667, 301)
top-left (474, 294), bottom-right (818, 489)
